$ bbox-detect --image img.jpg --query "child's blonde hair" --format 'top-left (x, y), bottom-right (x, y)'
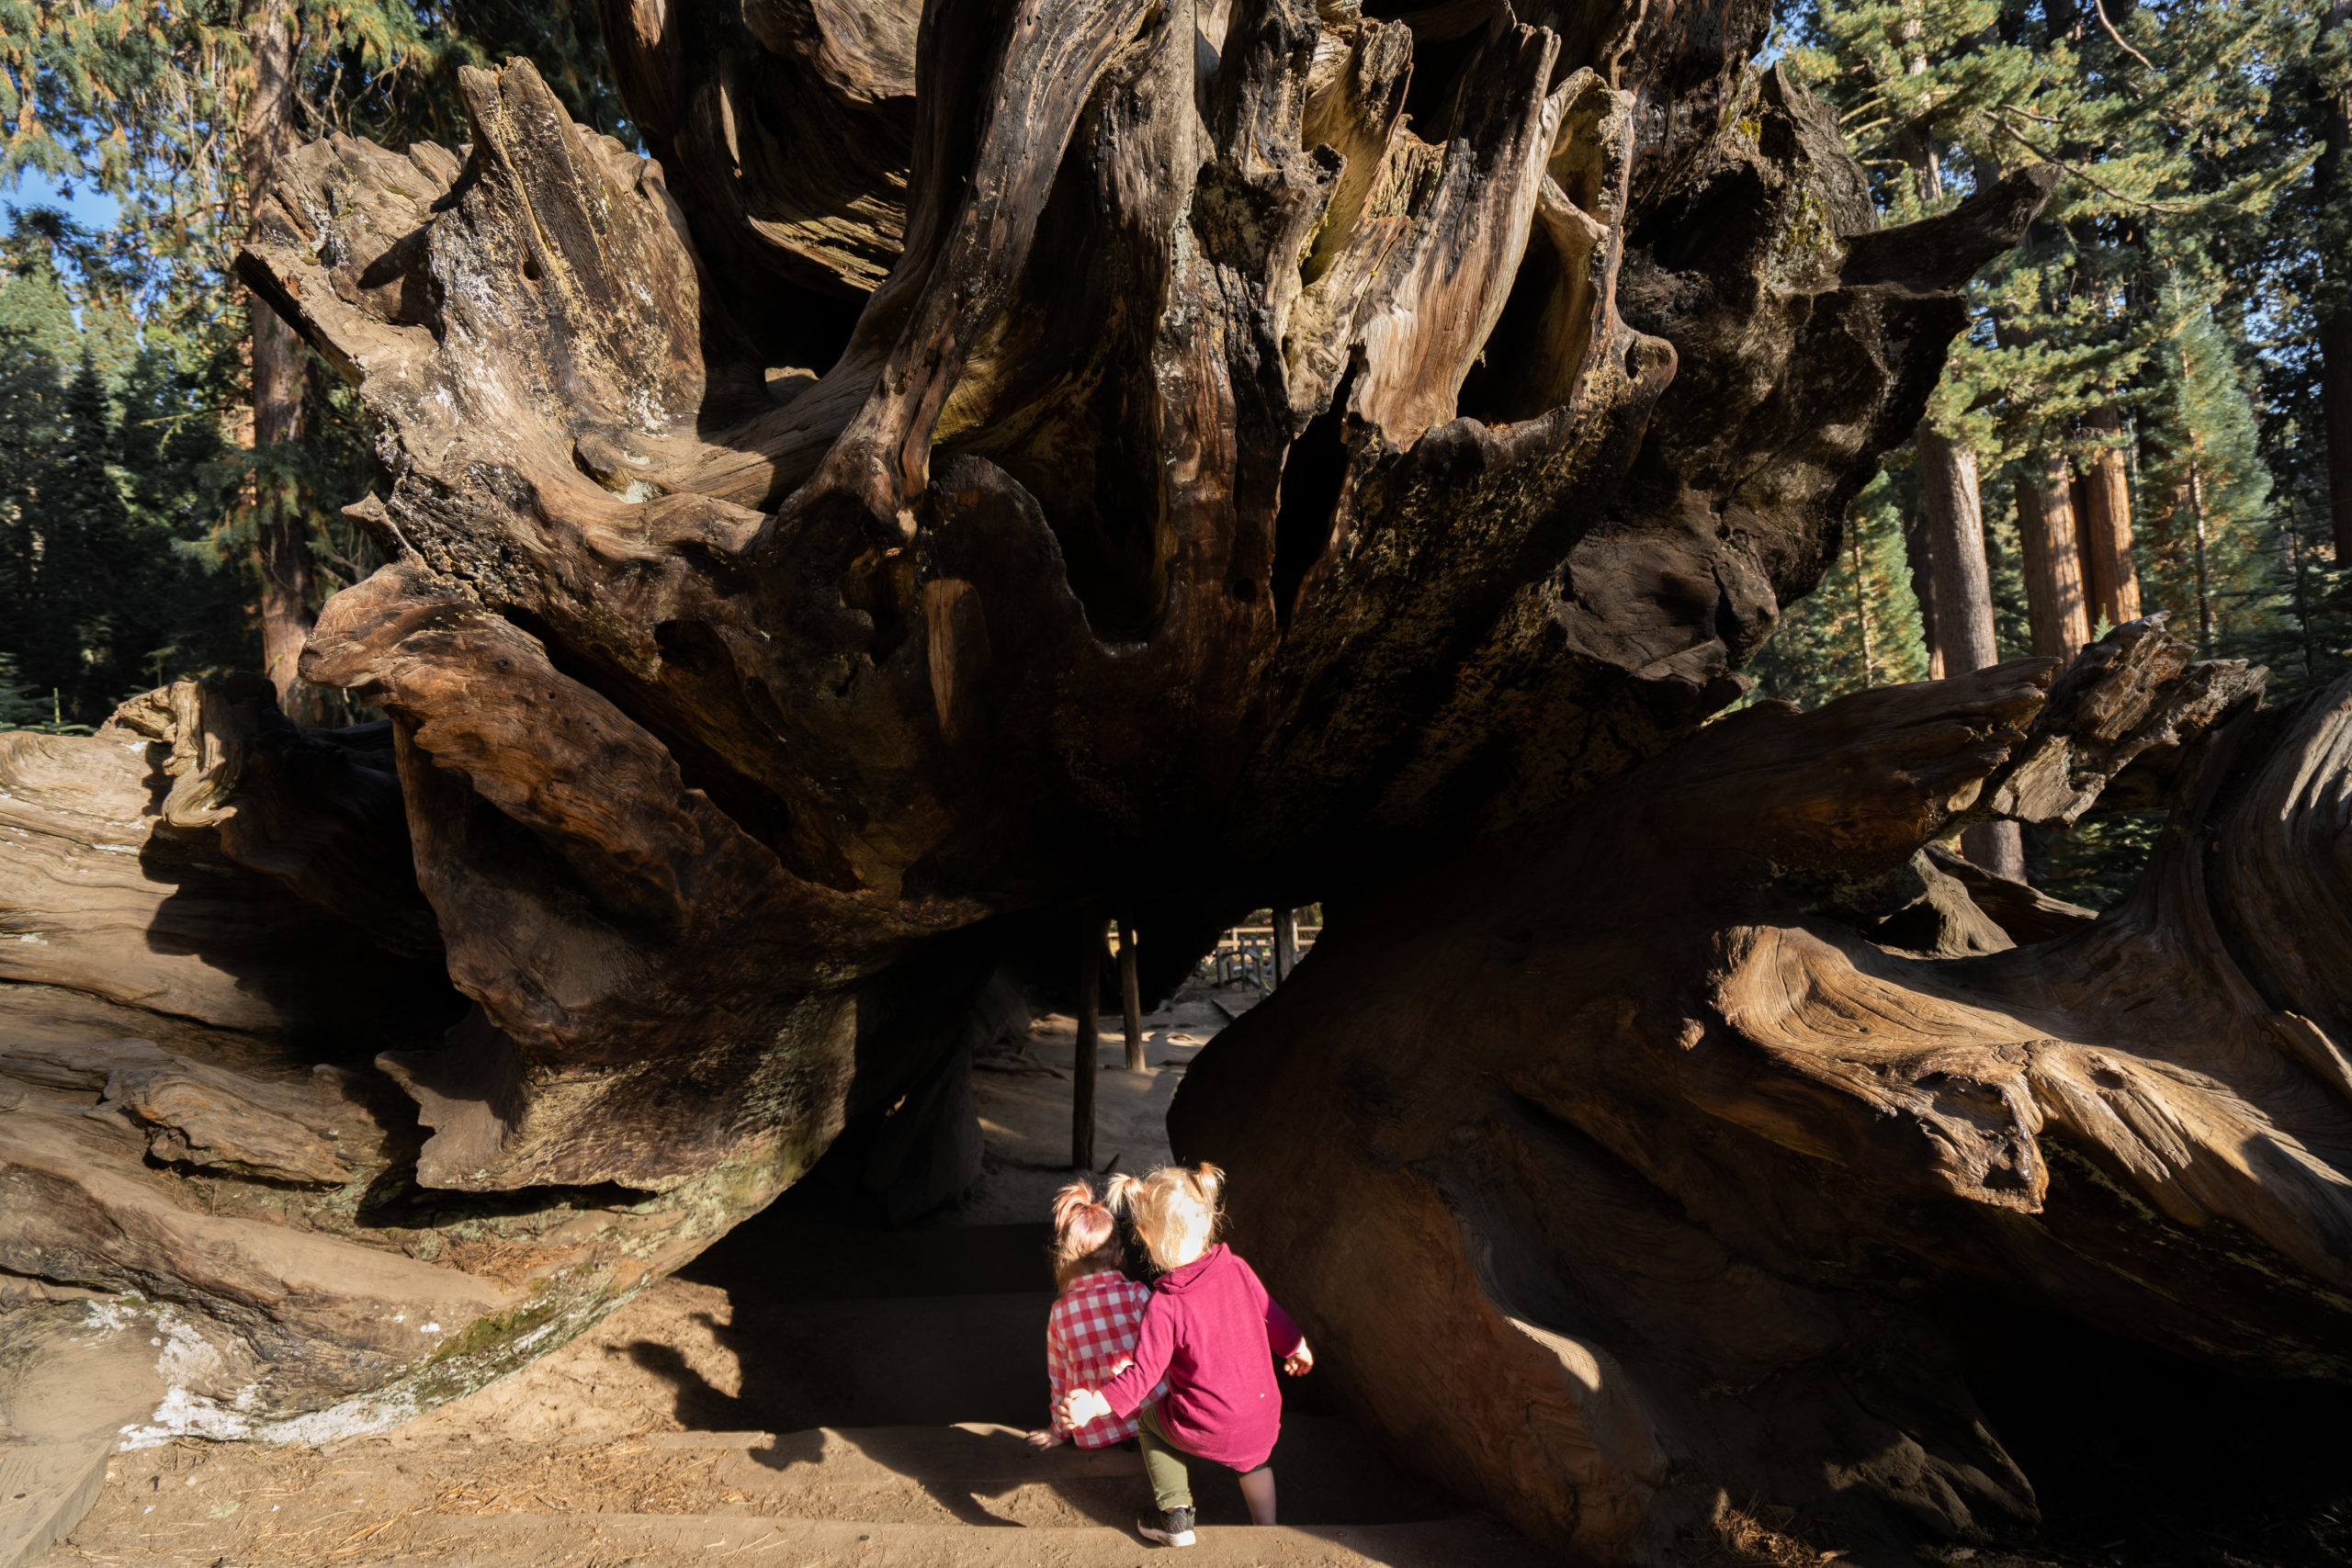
top-left (1112, 1163), bottom-right (1225, 1272)
top-left (1048, 1177), bottom-right (1124, 1292)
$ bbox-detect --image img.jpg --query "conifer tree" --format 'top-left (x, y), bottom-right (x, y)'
top-left (2315, 0), bottom-right (2352, 558)
top-left (2137, 283), bottom-right (2275, 652)
top-left (1747, 471), bottom-right (1931, 708)
top-left (0, 209), bottom-right (257, 726)
top-left (0, 0), bottom-right (627, 719)
top-left (1788, 0), bottom-right (2316, 884)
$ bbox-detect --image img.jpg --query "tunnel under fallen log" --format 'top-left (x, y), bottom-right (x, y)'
top-left (2, 0), bottom-right (2348, 1559)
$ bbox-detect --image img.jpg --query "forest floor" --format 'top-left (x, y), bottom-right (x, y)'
top-left (26, 976), bottom-right (2352, 1568)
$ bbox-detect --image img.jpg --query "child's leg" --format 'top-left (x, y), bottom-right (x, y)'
top-left (1136, 1404), bottom-right (1194, 1516)
top-left (1238, 1464), bottom-right (1276, 1526)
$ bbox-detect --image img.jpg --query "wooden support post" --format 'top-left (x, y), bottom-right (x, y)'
top-left (1273, 908), bottom-right (1298, 986)
top-left (1119, 916), bottom-right (1146, 1071)
top-left (1074, 916), bottom-right (1100, 1172)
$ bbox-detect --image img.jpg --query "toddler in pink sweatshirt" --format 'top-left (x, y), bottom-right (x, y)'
top-left (1057, 1163), bottom-right (1313, 1546)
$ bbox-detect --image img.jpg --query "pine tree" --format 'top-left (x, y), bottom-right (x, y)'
top-left (1747, 470), bottom-right (1932, 707)
top-left (0, 0), bottom-right (628, 719)
top-left (0, 207), bottom-right (266, 725)
top-left (2137, 282), bottom-right (2277, 654)
top-left (0, 321), bottom-right (70, 709)
top-left (37, 354), bottom-right (146, 716)
top-left (1785, 0), bottom-right (2324, 890)
top-left (1791, 0), bottom-right (2307, 626)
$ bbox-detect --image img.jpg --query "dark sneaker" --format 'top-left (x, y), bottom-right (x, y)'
top-left (1139, 1505), bottom-right (1197, 1547)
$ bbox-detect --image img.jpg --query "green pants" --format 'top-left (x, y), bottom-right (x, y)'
top-left (1137, 1402), bottom-right (1194, 1512)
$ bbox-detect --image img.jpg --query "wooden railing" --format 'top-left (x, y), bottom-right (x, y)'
top-left (1202, 916), bottom-right (1320, 993)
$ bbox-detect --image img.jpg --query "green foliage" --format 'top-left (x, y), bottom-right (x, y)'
top-left (0, 654), bottom-right (52, 728)
top-left (2134, 282), bottom-right (2278, 654)
top-left (1747, 469), bottom-right (1933, 706)
top-left (0, 0), bottom-right (630, 252)
top-left (2032, 811), bottom-right (2165, 909)
top-left (1790, 0), bottom-right (2311, 464)
top-left (1777, 0), bottom-right (2345, 902)
top-left (0, 210), bottom-right (243, 728)
top-left (0, 0), bottom-right (627, 723)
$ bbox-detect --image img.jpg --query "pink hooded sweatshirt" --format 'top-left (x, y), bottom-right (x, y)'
top-left (1096, 1244), bottom-right (1304, 1472)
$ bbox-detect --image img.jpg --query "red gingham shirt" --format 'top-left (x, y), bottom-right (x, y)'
top-left (1046, 1270), bottom-right (1165, 1448)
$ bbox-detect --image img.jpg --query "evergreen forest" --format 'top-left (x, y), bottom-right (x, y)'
top-left (2, 0), bottom-right (2348, 905)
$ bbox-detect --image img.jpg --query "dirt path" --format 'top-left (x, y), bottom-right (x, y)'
top-left (30, 979), bottom-right (1555, 1568)
top-left (35, 1199), bottom-right (1536, 1567)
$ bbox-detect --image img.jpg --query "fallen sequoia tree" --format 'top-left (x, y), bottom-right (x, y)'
top-left (1, 0), bottom-right (2347, 1554)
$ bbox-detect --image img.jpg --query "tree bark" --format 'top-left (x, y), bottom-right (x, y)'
top-left (1175, 625), bottom-right (2320, 1563)
top-left (0, 679), bottom-right (815, 1436)
top-left (242, 0), bottom-right (322, 722)
top-left (2077, 406), bottom-right (2143, 626)
top-left (1917, 424), bottom-right (1999, 672)
top-left (2, 0), bottom-right (2159, 1506)
top-left (1914, 424), bottom-right (2022, 874)
top-left (2017, 453), bottom-right (2092, 657)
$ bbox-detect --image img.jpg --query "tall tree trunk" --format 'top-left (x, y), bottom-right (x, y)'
top-left (2017, 453), bottom-right (2091, 657)
top-left (1916, 423), bottom-right (2022, 875)
top-left (2321, 0), bottom-right (2352, 561)
top-left (1917, 427), bottom-right (2000, 671)
top-left (1902, 502), bottom-right (1943, 679)
top-left (2188, 456), bottom-right (2216, 647)
top-left (2078, 406), bottom-right (2142, 626)
top-left (242, 0), bottom-right (319, 720)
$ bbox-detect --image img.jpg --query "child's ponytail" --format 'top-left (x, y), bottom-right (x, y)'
top-left (1188, 1163), bottom-right (1225, 1208)
top-left (1048, 1177), bottom-right (1124, 1291)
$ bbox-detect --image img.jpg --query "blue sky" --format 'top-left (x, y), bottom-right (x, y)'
top-left (6, 168), bottom-right (121, 231)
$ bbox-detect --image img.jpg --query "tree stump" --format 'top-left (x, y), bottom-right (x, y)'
top-left (17, 0), bottom-right (2344, 1551)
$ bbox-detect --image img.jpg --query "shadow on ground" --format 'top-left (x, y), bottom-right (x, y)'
top-left (618, 1179), bottom-right (1459, 1531)
top-left (1951, 1301), bottom-right (2352, 1568)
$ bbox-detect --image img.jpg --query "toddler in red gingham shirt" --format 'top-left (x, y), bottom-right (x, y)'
top-left (1027, 1179), bottom-right (1165, 1450)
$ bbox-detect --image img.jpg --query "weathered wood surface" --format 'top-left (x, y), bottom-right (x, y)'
top-left (0, 675), bottom-right (439, 1031)
top-left (40, 0), bottom-right (2338, 1542)
top-left (0, 679), bottom-right (877, 1442)
top-left (226, 0), bottom-right (2052, 1214)
top-left (1174, 625), bottom-right (2352, 1560)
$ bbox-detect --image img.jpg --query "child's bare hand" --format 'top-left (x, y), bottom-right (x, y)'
top-left (1025, 1427), bottom-right (1065, 1450)
top-left (1058, 1388), bottom-right (1112, 1429)
top-left (1283, 1339), bottom-right (1315, 1376)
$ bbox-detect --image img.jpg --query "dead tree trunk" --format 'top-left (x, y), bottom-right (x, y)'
top-left (42, 0), bottom-right (2352, 1549)
top-left (1173, 622), bottom-right (2337, 1562)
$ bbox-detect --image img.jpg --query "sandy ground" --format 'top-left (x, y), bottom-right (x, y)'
top-left (30, 977), bottom-right (1544, 1568)
top-left (25, 974), bottom-right (2352, 1568)
top-left (956, 976), bottom-right (1249, 1224)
